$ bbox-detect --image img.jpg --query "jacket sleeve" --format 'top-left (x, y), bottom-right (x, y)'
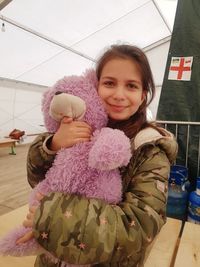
top-left (32, 142), bottom-right (174, 266)
top-left (27, 133), bottom-right (56, 188)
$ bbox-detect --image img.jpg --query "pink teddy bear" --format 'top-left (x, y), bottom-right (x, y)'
top-left (0, 69), bottom-right (131, 266)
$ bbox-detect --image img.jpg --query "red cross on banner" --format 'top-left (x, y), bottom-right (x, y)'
top-left (168, 56), bottom-right (193, 81)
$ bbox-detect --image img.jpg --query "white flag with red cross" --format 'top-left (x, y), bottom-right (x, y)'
top-left (168, 56), bottom-right (193, 81)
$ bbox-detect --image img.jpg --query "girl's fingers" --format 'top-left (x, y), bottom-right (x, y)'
top-left (26, 213), bottom-right (32, 220)
top-left (61, 117), bottom-right (73, 124)
top-left (16, 231), bottom-right (34, 244)
top-left (75, 137), bottom-right (91, 143)
top-left (75, 131), bottom-right (91, 138)
top-left (72, 121), bottom-right (92, 131)
top-left (23, 219), bottom-right (32, 228)
top-left (29, 205), bottom-right (37, 213)
top-left (36, 192), bottom-right (44, 201)
top-left (79, 125), bottom-right (92, 132)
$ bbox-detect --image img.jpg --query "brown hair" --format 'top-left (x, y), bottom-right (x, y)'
top-left (96, 44), bottom-right (156, 139)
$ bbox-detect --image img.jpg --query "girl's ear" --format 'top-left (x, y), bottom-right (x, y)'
top-left (141, 91), bottom-right (147, 102)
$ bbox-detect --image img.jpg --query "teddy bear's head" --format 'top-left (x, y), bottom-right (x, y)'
top-left (42, 69), bottom-right (108, 133)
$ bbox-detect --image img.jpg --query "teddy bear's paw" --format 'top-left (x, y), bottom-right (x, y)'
top-left (89, 128), bottom-right (132, 170)
top-left (0, 226), bottom-right (40, 256)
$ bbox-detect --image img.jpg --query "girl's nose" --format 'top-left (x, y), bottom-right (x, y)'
top-left (113, 87), bottom-right (125, 101)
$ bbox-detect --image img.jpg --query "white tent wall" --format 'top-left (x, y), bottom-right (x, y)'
top-left (0, 0), bottom-right (177, 139)
top-left (0, 85), bottom-right (44, 139)
top-left (146, 40), bottom-right (170, 119)
top-left (0, 39), bottom-right (170, 138)
top-left (0, 77), bottom-right (48, 138)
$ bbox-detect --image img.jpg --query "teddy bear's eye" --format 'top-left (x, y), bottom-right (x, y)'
top-left (55, 91), bottom-right (62, 95)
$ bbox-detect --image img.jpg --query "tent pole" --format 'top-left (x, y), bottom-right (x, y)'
top-left (0, 77), bottom-right (47, 92)
top-left (152, 0), bottom-right (172, 33)
top-left (0, 0), bottom-right (12, 11)
top-left (143, 35), bottom-right (171, 52)
top-left (0, 14), bottom-right (96, 62)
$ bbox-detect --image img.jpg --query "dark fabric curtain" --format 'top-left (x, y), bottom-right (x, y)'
top-left (157, 0), bottom-right (200, 186)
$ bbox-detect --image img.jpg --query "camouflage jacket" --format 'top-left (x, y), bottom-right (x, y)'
top-left (27, 127), bottom-right (178, 267)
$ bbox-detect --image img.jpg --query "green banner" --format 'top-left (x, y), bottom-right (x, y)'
top-left (157, 0), bottom-right (200, 122)
top-left (157, 0), bottom-right (200, 186)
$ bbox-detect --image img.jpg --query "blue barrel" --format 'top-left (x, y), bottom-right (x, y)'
top-left (171, 165), bottom-right (188, 178)
top-left (167, 171), bottom-right (188, 220)
top-left (188, 177), bottom-right (200, 224)
top-left (170, 165), bottom-right (192, 192)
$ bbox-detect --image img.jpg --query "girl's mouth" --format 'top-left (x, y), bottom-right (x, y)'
top-left (108, 104), bottom-right (126, 112)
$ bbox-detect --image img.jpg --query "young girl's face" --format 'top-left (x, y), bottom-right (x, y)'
top-left (98, 58), bottom-right (145, 121)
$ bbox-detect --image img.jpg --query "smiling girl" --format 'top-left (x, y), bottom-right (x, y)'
top-left (24, 44), bottom-right (177, 267)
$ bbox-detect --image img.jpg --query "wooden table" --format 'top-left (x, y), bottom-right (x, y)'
top-left (174, 221), bottom-right (200, 267)
top-left (144, 218), bottom-right (182, 267)
top-left (0, 138), bottom-right (18, 155)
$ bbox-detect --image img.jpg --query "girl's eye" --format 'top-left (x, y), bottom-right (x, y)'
top-left (104, 81), bottom-right (114, 87)
top-left (127, 83), bottom-right (138, 89)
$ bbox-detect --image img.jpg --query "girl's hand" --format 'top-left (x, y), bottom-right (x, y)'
top-left (22, 205), bottom-right (38, 228)
top-left (51, 117), bottom-right (92, 151)
top-left (16, 193), bottom-right (44, 244)
top-left (16, 230), bottom-right (34, 244)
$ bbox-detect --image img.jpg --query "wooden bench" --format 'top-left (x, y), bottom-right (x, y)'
top-left (0, 205), bottom-right (183, 267)
top-left (144, 217), bottom-right (182, 267)
top-left (0, 138), bottom-right (18, 155)
top-left (174, 221), bottom-right (200, 267)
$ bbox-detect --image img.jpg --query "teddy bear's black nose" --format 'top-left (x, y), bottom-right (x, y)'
top-left (55, 91), bottom-right (62, 95)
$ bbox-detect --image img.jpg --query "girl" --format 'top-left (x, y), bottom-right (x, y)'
top-left (23, 44), bottom-right (177, 267)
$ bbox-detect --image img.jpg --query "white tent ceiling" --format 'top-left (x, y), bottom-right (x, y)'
top-left (0, 0), bottom-right (178, 137)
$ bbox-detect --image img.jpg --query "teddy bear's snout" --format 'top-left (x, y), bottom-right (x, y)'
top-left (55, 91), bottom-right (62, 95)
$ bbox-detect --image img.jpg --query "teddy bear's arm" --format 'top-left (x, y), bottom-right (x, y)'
top-left (88, 127), bottom-right (132, 170)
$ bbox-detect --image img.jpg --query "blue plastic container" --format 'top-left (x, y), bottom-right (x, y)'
top-left (171, 165), bottom-right (188, 178)
top-left (187, 177), bottom-right (200, 224)
top-left (170, 165), bottom-right (192, 192)
top-left (167, 171), bottom-right (188, 220)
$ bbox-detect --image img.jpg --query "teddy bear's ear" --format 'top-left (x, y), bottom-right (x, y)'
top-left (84, 69), bottom-right (98, 88)
top-left (42, 88), bottom-right (60, 133)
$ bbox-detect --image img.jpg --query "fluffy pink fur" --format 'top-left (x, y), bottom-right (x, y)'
top-left (0, 69), bottom-right (132, 265)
